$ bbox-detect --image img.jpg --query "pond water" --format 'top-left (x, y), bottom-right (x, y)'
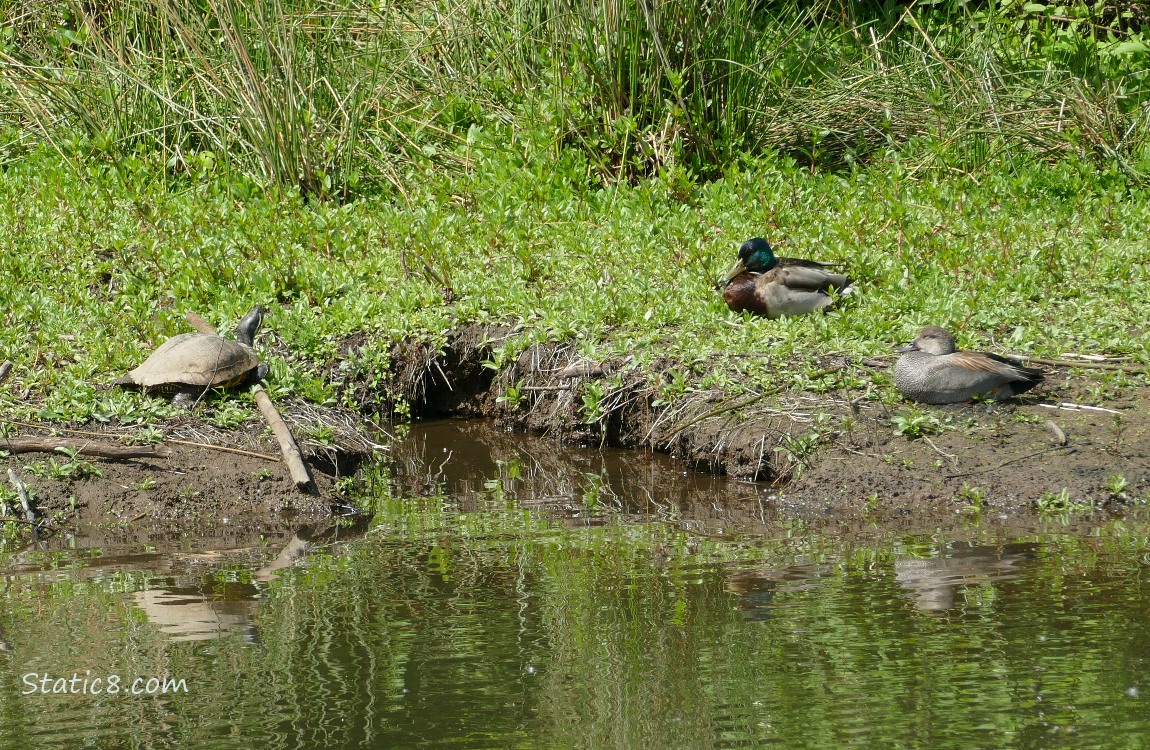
top-left (2, 421), bottom-right (1149, 749)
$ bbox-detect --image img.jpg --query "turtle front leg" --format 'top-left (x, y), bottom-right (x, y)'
top-left (171, 387), bottom-right (202, 409)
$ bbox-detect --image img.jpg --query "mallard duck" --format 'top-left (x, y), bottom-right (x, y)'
top-left (894, 326), bottom-right (1044, 404)
top-left (721, 237), bottom-right (854, 318)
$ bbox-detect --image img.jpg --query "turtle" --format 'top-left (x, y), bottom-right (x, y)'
top-left (113, 306), bottom-right (268, 407)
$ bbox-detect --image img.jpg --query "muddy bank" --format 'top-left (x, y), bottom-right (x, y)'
top-left (2, 403), bottom-right (382, 536)
top-left (5, 324), bottom-right (1146, 538)
top-left (386, 324), bottom-right (1150, 513)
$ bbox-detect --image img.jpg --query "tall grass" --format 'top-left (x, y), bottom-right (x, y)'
top-left (1, 0), bottom-right (1148, 194)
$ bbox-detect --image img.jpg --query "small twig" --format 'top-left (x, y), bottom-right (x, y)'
top-left (1046, 421), bottom-right (1068, 446)
top-left (945, 446), bottom-right (1070, 479)
top-left (0, 517), bottom-right (39, 526)
top-left (1006, 354), bottom-right (1145, 374)
top-left (165, 439), bottom-right (279, 462)
top-left (1058, 353), bottom-right (1133, 362)
top-left (923, 436), bottom-right (958, 468)
top-left (2, 437), bottom-right (170, 460)
top-left (7, 468), bottom-right (36, 523)
top-left (1038, 402), bottom-right (1122, 415)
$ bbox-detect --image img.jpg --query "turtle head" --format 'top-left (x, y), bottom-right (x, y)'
top-left (234, 305), bottom-right (266, 347)
top-left (722, 237), bottom-right (777, 284)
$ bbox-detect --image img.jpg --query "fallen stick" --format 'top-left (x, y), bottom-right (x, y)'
top-left (945, 446), bottom-right (1072, 480)
top-left (3, 437), bottom-right (170, 459)
top-left (1046, 420), bottom-right (1068, 446)
top-left (0, 517), bottom-right (39, 525)
top-left (1006, 354), bottom-right (1146, 374)
top-left (165, 438), bottom-right (279, 462)
top-left (1058, 353), bottom-right (1133, 362)
top-left (1038, 402), bottom-right (1122, 415)
top-left (2, 421), bottom-right (278, 462)
top-left (252, 384), bottom-right (312, 487)
top-left (184, 311), bottom-right (214, 335)
top-left (7, 468), bottom-right (36, 523)
top-left (185, 311), bottom-right (312, 489)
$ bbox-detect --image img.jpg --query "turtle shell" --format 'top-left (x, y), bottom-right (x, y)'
top-left (114, 333), bottom-right (260, 391)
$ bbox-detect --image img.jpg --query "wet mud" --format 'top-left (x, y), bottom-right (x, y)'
top-left (2, 404), bottom-right (380, 537)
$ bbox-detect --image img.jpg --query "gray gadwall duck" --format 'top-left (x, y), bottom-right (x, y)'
top-left (721, 237), bottom-right (855, 319)
top-left (894, 326), bottom-right (1044, 404)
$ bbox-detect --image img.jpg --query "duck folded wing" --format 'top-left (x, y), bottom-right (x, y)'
top-left (777, 257), bottom-right (838, 270)
top-left (948, 351), bottom-right (1037, 378)
top-left (774, 266), bottom-right (851, 293)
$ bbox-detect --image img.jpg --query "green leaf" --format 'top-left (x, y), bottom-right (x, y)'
top-left (1101, 40), bottom-right (1149, 56)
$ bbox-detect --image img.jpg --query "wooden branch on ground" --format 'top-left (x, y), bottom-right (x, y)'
top-left (2, 437), bottom-right (170, 459)
top-left (1046, 421), bottom-right (1068, 446)
top-left (945, 446), bottom-right (1071, 480)
top-left (185, 311), bottom-right (313, 489)
top-left (7, 468), bottom-right (36, 523)
top-left (2, 421), bottom-right (278, 462)
top-left (166, 439), bottom-right (279, 462)
top-left (0, 517), bottom-right (39, 526)
top-left (185, 311), bottom-right (213, 335)
top-left (252, 385), bottom-right (312, 487)
top-left (1038, 402), bottom-right (1122, 415)
top-left (1006, 354), bottom-right (1146, 373)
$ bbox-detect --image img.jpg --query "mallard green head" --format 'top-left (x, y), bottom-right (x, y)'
top-left (722, 237), bottom-right (777, 284)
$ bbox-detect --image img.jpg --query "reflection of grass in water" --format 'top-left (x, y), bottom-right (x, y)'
top-left (251, 509), bottom-right (1150, 748)
top-left (6, 498), bottom-right (1150, 745)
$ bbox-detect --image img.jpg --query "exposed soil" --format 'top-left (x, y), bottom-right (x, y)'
top-left (4, 323), bottom-right (1147, 544)
top-left (385, 323), bottom-right (1150, 516)
top-left (2, 402), bottom-right (382, 539)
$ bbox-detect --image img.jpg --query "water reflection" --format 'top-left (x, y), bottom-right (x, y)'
top-left (725, 561), bottom-right (832, 621)
top-left (124, 526), bottom-right (340, 644)
top-left (131, 585), bottom-right (260, 643)
top-left (389, 420), bottom-right (774, 531)
top-left (1, 420), bottom-right (1149, 750)
top-left (894, 542), bottom-right (1037, 612)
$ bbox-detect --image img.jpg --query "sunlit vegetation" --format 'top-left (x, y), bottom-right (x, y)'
top-left (0, 0), bottom-right (1147, 425)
